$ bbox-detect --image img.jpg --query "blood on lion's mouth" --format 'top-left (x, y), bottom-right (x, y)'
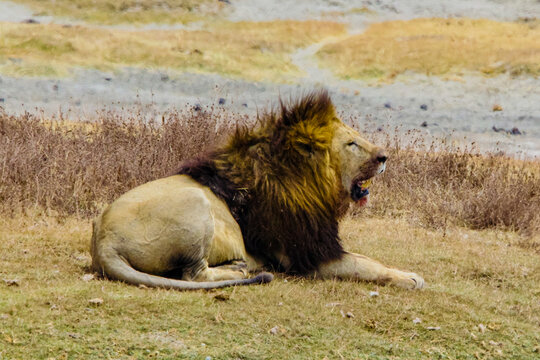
top-left (351, 178), bottom-right (373, 205)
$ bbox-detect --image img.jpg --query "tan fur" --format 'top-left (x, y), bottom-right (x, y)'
top-left (91, 96), bottom-right (424, 290)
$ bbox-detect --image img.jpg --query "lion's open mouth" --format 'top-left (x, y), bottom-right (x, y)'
top-left (351, 178), bottom-right (372, 202)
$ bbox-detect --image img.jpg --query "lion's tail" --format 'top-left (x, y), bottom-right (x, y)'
top-left (98, 254), bottom-right (273, 290)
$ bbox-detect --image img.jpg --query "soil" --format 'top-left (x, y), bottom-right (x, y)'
top-left (0, 0), bottom-right (539, 157)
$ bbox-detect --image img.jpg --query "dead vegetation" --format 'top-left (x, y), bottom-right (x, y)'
top-left (317, 18), bottom-right (540, 80)
top-left (1, 108), bottom-right (538, 239)
top-left (0, 20), bottom-right (345, 80)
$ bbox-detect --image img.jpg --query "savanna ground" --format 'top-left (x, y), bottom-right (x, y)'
top-left (1, 110), bottom-right (539, 359)
top-left (1, 0), bottom-right (540, 359)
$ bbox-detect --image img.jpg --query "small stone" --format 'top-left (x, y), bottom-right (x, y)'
top-left (218, 98), bottom-right (226, 105)
top-left (478, 324), bottom-right (487, 333)
top-left (269, 325), bottom-right (286, 335)
top-left (369, 291), bottom-right (379, 297)
top-left (426, 326), bottom-right (441, 330)
top-left (510, 127), bottom-right (521, 135)
top-left (492, 104), bottom-right (503, 112)
top-left (345, 311), bottom-right (355, 318)
top-left (88, 298), bottom-right (104, 306)
top-left (160, 74), bottom-right (169, 81)
top-left (22, 19), bottom-right (39, 24)
top-left (81, 274), bottom-right (95, 282)
top-left (420, 104), bottom-right (428, 110)
top-left (412, 318), bottom-right (422, 324)
top-left (193, 104), bottom-right (202, 111)
top-left (420, 121), bottom-right (428, 127)
top-left (242, 103), bottom-right (248, 108)
top-left (104, 77), bottom-right (112, 82)
top-left (278, 302), bottom-right (283, 306)
top-left (52, 84), bottom-right (58, 91)
top-left (384, 102), bottom-right (392, 109)
top-left (0, 98), bottom-right (4, 103)
top-left (3, 279), bottom-right (20, 286)
top-left (325, 302), bottom-right (342, 307)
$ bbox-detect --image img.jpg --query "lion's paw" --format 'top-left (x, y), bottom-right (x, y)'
top-left (391, 271), bottom-right (425, 290)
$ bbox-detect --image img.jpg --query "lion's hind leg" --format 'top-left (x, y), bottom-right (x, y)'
top-left (188, 260), bottom-right (249, 282)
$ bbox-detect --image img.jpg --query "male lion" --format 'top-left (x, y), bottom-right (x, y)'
top-left (91, 91), bottom-right (424, 290)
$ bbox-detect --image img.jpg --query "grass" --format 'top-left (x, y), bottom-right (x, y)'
top-left (1, 216), bottom-right (539, 359)
top-left (0, 20), bottom-right (345, 81)
top-left (317, 18), bottom-right (540, 81)
top-left (14, 0), bottom-right (222, 25)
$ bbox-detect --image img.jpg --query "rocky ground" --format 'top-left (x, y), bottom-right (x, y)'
top-left (0, 0), bottom-right (539, 156)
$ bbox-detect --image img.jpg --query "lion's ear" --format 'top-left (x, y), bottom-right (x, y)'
top-left (287, 121), bottom-right (333, 156)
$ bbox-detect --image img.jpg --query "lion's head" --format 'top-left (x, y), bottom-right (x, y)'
top-left (254, 89), bottom-right (387, 210)
top-left (179, 90), bottom-right (388, 273)
top-left (331, 119), bottom-right (388, 206)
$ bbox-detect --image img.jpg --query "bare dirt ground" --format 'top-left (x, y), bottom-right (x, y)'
top-left (0, 0), bottom-right (539, 156)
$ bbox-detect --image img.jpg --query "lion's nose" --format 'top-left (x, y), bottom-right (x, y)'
top-left (375, 150), bottom-right (388, 163)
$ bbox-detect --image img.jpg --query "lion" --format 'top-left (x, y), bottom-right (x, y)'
top-left (91, 91), bottom-right (424, 290)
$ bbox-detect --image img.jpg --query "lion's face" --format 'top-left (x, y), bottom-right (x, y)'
top-left (331, 122), bottom-right (388, 205)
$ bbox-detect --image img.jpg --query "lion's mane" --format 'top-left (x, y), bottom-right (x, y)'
top-left (178, 91), bottom-right (349, 274)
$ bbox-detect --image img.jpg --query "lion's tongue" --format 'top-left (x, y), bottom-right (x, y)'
top-left (356, 196), bottom-right (369, 207)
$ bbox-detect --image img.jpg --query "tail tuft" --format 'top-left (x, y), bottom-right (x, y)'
top-left (253, 272), bottom-right (274, 284)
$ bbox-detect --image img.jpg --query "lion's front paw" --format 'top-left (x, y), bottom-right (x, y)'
top-left (390, 271), bottom-right (425, 290)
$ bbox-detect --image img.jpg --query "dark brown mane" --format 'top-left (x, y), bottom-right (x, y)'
top-left (178, 90), bottom-right (346, 274)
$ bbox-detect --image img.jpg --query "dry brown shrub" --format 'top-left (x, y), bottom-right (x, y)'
top-left (0, 107), bottom-right (241, 217)
top-left (362, 132), bottom-right (540, 237)
top-left (1, 109), bottom-right (538, 237)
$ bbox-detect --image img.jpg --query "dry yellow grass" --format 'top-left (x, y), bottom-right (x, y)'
top-left (15, 0), bottom-right (221, 25)
top-left (317, 18), bottom-right (540, 80)
top-left (1, 215), bottom-right (538, 359)
top-left (0, 20), bottom-right (345, 81)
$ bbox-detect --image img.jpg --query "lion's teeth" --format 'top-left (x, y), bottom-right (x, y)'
top-left (361, 179), bottom-right (372, 188)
